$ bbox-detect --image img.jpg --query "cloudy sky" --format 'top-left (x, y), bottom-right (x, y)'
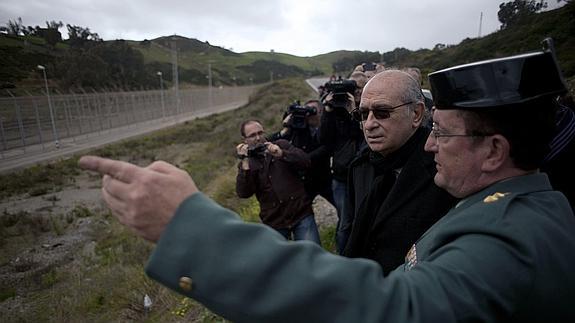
top-left (0, 0), bottom-right (565, 57)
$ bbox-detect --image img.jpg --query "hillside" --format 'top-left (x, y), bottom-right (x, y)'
top-left (0, 2), bottom-right (573, 95)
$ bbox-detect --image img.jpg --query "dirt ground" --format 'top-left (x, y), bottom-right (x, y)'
top-left (0, 173), bottom-right (103, 310)
top-left (0, 170), bottom-right (338, 316)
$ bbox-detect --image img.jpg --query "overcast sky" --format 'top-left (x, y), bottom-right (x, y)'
top-left (0, 0), bottom-right (566, 57)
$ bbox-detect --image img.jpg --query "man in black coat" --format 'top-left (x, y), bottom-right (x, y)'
top-left (343, 70), bottom-right (457, 274)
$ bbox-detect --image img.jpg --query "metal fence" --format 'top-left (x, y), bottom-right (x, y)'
top-left (0, 85), bottom-right (259, 158)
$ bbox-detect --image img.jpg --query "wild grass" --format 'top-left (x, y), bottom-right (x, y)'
top-left (0, 157), bottom-right (80, 200)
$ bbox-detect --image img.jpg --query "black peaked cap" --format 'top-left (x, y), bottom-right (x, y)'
top-left (429, 45), bottom-right (567, 110)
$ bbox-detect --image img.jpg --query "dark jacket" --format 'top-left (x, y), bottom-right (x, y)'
top-left (268, 127), bottom-right (333, 203)
top-left (343, 127), bottom-right (457, 274)
top-left (236, 139), bottom-right (313, 229)
top-left (318, 107), bottom-right (364, 182)
top-left (541, 104), bottom-right (575, 211)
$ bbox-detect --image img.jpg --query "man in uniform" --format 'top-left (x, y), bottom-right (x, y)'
top-left (79, 43), bottom-right (575, 322)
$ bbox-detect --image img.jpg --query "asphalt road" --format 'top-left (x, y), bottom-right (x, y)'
top-left (306, 77), bottom-right (329, 94)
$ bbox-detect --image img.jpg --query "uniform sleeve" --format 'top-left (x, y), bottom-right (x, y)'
top-left (145, 193), bottom-right (464, 323)
top-left (145, 193), bottom-right (540, 323)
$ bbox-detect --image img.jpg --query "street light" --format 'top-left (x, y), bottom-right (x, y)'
top-left (157, 71), bottom-right (166, 119)
top-left (37, 65), bottom-right (59, 149)
top-left (208, 62), bottom-right (213, 107)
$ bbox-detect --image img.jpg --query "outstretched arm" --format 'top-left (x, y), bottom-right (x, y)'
top-left (78, 155), bottom-right (198, 242)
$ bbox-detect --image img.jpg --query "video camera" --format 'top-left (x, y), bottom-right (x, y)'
top-left (324, 79), bottom-right (357, 109)
top-left (247, 143), bottom-right (267, 158)
top-left (284, 101), bottom-right (317, 129)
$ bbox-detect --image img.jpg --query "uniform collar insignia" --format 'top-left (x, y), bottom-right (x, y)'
top-left (404, 244), bottom-right (417, 271)
top-left (483, 192), bottom-right (510, 203)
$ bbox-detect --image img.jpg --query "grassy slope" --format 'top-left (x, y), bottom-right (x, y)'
top-left (0, 78), bottom-right (327, 321)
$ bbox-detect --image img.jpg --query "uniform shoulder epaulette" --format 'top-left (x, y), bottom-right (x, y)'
top-left (483, 192), bottom-right (510, 203)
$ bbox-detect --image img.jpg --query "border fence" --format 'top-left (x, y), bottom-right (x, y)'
top-left (0, 85), bottom-right (259, 160)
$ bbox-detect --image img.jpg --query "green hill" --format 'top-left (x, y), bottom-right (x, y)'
top-left (1, 2), bottom-right (573, 95)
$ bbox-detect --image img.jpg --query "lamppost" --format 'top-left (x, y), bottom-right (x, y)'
top-left (157, 71), bottom-right (166, 119)
top-left (37, 65), bottom-right (59, 149)
top-left (208, 62), bottom-right (213, 107)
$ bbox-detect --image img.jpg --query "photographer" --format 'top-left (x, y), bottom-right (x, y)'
top-left (236, 119), bottom-right (321, 244)
top-left (319, 70), bottom-right (368, 253)
top-left (268, 100), bottom-right (334, 204)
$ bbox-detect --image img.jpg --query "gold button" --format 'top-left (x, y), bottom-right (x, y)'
top-left (179, 277), bottom-right (193, 292)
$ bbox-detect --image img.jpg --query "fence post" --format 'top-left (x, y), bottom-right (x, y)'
top-left (54, 89), bottom-right (72, 140)
top-left (7, 90), bottom-right (26, 150)
top-left (102, 88), bottom-right (113, 130)
top-left (25, 90), bottom-right (46, 150)
top-left (70, 89), bottom-right (85, 137)
top-left (0, 112), bottom-right (6, 158)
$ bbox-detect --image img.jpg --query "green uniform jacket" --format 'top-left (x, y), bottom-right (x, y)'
top-left (146, 173), bottom-right (575, 322)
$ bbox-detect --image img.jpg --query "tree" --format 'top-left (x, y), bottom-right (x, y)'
top-left (45, 20), bottom-right (63, 30)
top-left (433, 43), bottom-right (447, 51)
top-left (66, 24), bottom-right (101, 47)
top-left (498, 0), bottom-right (548, 29)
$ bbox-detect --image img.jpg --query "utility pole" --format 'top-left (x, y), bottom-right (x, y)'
top-left (171, 34), bottom-right (180, 117)
top-left (478, 12), bottom-right (483, 38)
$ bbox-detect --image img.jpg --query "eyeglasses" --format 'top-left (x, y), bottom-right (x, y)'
top-left (430, 123), bottom-right (493, 141)
top-left (350, 101), bottom-right (413, 122)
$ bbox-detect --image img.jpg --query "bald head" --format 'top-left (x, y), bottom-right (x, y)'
top-left (359, 70), bottom-right (427, 156)
top-left (362, 70), bottom-right (422, 105)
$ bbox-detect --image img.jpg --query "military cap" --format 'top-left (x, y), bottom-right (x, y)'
top-left (429, 39), bottom-right (567, 110)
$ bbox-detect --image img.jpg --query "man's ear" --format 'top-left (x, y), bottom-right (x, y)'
top-left (481, 134), bottom-right (510, 172)
top-left (411, 102), bottom-right (425, 128)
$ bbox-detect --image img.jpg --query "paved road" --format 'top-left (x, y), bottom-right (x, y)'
top-left (306, 77), bottom-right (329, 93)
top-left (0, 100), bottom-right (247, 174)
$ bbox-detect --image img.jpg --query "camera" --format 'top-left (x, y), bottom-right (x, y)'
top-left (324, 79), bottom-right (357, 109)
top-left (363, 62), bottom-right (377, 71)
top-left (247, 143), bottom-right (267, 158)
top-left (284, 101), bottom-right (317, 129)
